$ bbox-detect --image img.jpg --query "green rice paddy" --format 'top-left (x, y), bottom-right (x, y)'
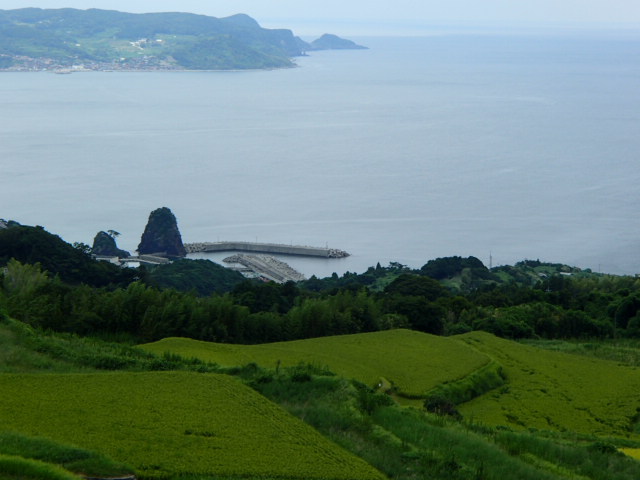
top-left (0, 371), bottom-right (385, 480)
top-left (456, 331), bottom-right (640, 438)
top-left (141, 329), bottom-right (490, 398)
top-left (142, 329), bottom-right (640, 440)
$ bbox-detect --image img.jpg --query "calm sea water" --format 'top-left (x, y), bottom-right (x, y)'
top-left (1, 33), bottom-right (639, 277)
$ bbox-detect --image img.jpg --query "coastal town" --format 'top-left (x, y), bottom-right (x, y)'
top-left (0, 53), bottom-right (183, 72)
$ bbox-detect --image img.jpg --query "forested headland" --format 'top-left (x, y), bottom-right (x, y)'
top-left (0, 8), bottom-right (366, 71)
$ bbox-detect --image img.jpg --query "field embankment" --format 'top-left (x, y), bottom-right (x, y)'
top-left (0, 371), bottom-right (385, 480)
top-left (141, 329), bottom-right (490, 398)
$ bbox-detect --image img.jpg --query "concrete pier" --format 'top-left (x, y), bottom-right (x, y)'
top-left (185, 241), bottom-right (349, 258)
top-left (224, 254), bottom-right (306, 283)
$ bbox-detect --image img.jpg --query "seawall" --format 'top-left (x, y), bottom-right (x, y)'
top-left (184, 241), bottom-right (349, 258)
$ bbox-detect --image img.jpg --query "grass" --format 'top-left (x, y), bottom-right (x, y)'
top-left (425, 360), bottom-right (505, 406)
top-left (373, 407), bottom-right (560, 480)
top-left (621, 448), bottom-right (640, 459)
top-left (0, 317), bottom-right (218, 373)
top-left (5, 315), bottom-right (640, 478)
top-left (522, 338), bottom-right (640, 367)
top-left (456, 331), bottom-right (640, 438)
top-left (141, 329), bottom-right (490, 398)
top-left (248, 366), bottom-right (640, 480)
top-left (0, 431), bottom-right (131, 477)
top-left (0, 454), bottom-right (79, 480)
top-left (0, 371), bottom-right (385, 480)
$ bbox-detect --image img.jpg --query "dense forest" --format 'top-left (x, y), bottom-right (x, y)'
top-left (1, 223), bottom-right (639, 345)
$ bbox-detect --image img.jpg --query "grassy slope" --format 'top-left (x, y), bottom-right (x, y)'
top-left (0, 431), bottom-right (132, 478)
top-left (0, 371), bottom-right (384, 480)
top-left (0, 455), bottom-right (78, 480)
top-left (142, 329), bottom-right (640, 440)
top-left (141, 329), bottom-right (490, 398)
top-left (456, 331), bottom-right (640, 438)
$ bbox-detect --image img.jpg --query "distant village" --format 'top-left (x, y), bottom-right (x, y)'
top-left (0, 53), bottom-right (181, 73)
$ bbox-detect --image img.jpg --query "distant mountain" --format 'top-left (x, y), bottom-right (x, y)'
top-left (309, 34), bottom-right (368, 51)
top-left (0, 8), bottom-right (314, 71)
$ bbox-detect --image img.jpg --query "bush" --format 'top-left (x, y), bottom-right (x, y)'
top-left (424, 361), bottom-right (505, 406)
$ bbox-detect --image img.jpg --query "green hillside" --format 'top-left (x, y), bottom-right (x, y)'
top-left (0, 8), bottom-right (304, 70)
top-left (143, 329), bottom-right (640, 440)
top-left (0, 371), bottom-right (384, 480)
top-left (457, 331), bottom-right (640, 438)
top-left (141, 329), bottom-right (490, 398)
top-left (4, 317), bottom-right (640, 479)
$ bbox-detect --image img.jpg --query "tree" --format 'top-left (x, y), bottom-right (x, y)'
top-left (72, 242), bottom-right (92, 255)
top-left (384, 274), bottom-right (449, 301)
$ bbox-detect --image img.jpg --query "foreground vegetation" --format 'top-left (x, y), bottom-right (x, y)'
top-left (0, 370), bottom-right (384, 480)
top-left (3, 222), bottom-right (640, 479)
top-left (2, 316), bottom-right (640, 479)
top-left (144, 329), bottom-right (640, 439)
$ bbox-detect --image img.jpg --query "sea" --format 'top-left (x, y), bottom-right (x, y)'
top-left (1, 31), bottom-right (639, 278)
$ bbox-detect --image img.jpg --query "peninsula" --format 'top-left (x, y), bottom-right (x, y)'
top-left (0, 8), bottom-right (366, 72)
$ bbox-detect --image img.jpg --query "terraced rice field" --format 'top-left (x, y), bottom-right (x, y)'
top-left (456, 331), bottom-right (640, 438)
top-left (141, 329), bottom-right (490, 397)
top-left (621, 448), bottom-right (640, 459)
top-left (0, 371), bottom-right (385, 480)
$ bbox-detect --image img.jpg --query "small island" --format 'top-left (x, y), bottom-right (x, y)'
top-left (0, 8), bottom-right (367, 72)
top-left (309, 34), bottom-right (368, 51)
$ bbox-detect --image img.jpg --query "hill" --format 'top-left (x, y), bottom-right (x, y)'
top-left (0, 8), bottom-right (366, 71)
top-left (143, 329), bottom-right (640, 440)
top-left (0, 225), bottom-right (136, 287)
top-left (141, 329), bottom-right (490, 398)
top-left (310, 34), bottom-right (368, 50)
top-left (0, 370), bottom-right (385, 480)
top-left (0, 8), bottom-right (304, 70)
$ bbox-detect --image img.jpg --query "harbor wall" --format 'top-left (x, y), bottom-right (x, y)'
top-left (185, 242), bottom-right (348, 258)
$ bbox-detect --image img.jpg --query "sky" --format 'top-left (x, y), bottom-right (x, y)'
top-left (1, 1), bottom-right (640, 35)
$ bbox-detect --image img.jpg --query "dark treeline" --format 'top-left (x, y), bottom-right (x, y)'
top-left (1, 225), bottom-right (640, 344)
top-left (0, 259), bottom-right (390, 343)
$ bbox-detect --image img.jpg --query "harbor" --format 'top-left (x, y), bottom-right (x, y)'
top-left (223, 254), bottom-right (306, 283)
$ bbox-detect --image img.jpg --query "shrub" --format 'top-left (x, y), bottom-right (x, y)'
top-left (423, 395), bottom-right (461, 419)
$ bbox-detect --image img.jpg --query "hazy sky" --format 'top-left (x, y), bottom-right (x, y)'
top-left (2, 1), bottom-right (640, 35)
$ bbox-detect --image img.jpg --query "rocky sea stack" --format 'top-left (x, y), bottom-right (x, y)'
top-left (138, 207), bottom-right (186, 258)
top-left (91, 231), bottom-right (130, 258)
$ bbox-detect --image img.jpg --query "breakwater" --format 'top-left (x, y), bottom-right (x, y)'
top-left (185, 241), bottom-right (349, 258)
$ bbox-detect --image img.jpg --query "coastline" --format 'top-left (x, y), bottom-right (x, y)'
top-left (0, 63), bottom-right (301, 74)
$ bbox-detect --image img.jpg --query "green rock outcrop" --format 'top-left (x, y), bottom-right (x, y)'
top-left (137, 207), bottom-right (186, 258)
top-left (91, 231), bottom-right (130, 258)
